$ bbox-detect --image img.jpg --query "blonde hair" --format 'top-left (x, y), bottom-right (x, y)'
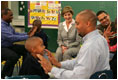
top-left (61, 6), bottom-right (74, 17)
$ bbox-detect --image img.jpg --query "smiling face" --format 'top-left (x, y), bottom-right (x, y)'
top-left (75, 14), bottom-right (88, 37)
top-left (2, 10), bottom-right (13, 23)
top-left (63, 11), bottom-right (73, 23)
top-left (97, 12), bottom-right (111, 27)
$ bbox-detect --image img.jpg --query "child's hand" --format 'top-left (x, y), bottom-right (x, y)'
top-left (28, 26), bottom-right (38, 37)
top-left (45, 49), bottom-right (61, 68)
top-left (36, 54), bottom-right (52, 74)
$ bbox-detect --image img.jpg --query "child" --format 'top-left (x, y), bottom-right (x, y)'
top-left (19, 37), bottom-right (49, 79)
top-left (28, 19), bottom-right (48, 49)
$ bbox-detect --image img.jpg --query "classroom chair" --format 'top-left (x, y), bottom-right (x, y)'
top-left (90, 70), bottom-right (113, 79)
top-left (5, 75), bottom-right (41, 79)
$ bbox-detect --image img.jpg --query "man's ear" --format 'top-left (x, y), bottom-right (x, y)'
top-left (87, 21), bottom-right (91, 27)
top-left (2, 15), bottom-right (5, 19)
top-left (31, 48), bottom-right (36, 53)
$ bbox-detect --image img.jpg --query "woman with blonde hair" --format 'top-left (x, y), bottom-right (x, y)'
top-left (56, 6), bottom-right (82, 62)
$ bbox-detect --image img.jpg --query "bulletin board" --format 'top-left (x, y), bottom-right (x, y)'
top-left (28, 1), bottom-right (61, 27)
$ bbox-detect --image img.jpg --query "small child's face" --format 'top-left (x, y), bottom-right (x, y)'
top-left (33, 40), bottom-right (45, 56)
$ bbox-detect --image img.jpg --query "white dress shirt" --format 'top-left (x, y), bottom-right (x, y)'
top-left (51, 30), bottom-right (110, 79)
top-left (63, 19), bottom-right (75, 32)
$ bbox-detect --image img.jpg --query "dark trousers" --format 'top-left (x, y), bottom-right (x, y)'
top-left (1, 44), bottom-right (27, 78)
top-left (110, 53), bottom-right (117, 79)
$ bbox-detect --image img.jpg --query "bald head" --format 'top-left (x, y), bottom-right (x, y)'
top-left (25, 37), bottom-right (43, 52)
top-left (75, 10), bottom-right (97, 37)
top-left (77, 9), bottom-right (97, 26)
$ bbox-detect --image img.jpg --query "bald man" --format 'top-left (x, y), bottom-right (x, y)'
top-left (36, 10), bottom-right (110, 79)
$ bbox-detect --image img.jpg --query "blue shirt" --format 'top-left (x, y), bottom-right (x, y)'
top-left (1, 19), bottom-right (29, 47)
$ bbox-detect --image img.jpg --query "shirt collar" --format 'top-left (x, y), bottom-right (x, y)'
top-left (63, 19), bottom-right (75, 32)
top-left (83, 29), bottom-right (99, 42)
top-left (1, 19), bottom-right (10, 26)
top-left (63, 19), bottom-right (75, 26)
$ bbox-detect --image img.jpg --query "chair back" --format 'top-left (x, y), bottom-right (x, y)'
top-left (5, 75), bottom-right (41, 79)
top-left (90, 70), bottom-right (113, 79)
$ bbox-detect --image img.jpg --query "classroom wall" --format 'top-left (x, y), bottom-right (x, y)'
top-left (24, 1), bottom-right (117, 52)
top-left (61, 1), bottom-right (117, 22)
top-left (7, 1), bottom-right (116, 52)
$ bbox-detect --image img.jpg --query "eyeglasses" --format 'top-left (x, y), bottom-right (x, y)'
top-left (99, 16), bottom-right (107, 22)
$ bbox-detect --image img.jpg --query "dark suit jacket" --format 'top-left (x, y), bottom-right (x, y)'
top-left (19, 54), bottom-right (49, 79)
top-left (34, 30), bottom-right (48, 49)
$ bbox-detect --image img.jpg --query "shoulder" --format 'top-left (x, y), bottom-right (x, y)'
top-left (59, 22), bottom-right (64, 27)
top-left (111, 22), bottom-right (115, 28)
top-left (58, 22), bottom-right (64, 30)
top-left (96, 24), bottom-right (102, 29)
top-left (111, 22), bottom-right (116, 31)
top-left (35, 31), bottom-right (48, 39)
top-left (24, 54), bottom-right (38, 64)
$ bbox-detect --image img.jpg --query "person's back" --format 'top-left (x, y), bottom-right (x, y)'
top-left (34, 30), bottom-right (48, 49)
top-left (74, 30), bottom-right (110, 78)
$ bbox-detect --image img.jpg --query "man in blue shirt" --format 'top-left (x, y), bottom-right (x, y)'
top-left (1, 8), bottom-right (30, 78)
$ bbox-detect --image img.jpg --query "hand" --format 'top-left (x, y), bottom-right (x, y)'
top-left (103, 25), bottom-right (114, 39)
top-left (45, 49), bottom-right (61, 68)
top-left (28, 26), bottom-right (38, 37)
top-left (61, 46), bottom-right (68, 54)
top-left (36, 54), bottom-right (52, 74)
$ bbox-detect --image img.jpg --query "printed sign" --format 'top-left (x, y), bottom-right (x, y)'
top-left (28, 1), bottom-right (61, 27)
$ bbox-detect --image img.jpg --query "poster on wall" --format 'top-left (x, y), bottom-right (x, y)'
top-left (28, 1), bottom-right (61, 28)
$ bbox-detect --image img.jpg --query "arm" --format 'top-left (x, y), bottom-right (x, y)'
top-left (27, 26), bottom-right (38, 37)
top-left (104, 26), bottom-right (117, 52)
top-left (60, 59), bottom-right (76, 70)
top-left (38, 47), bottom-right (99, 79)
top-left (46, 49), bottom-right (76, 70)
top-left (57, 23), bottom-right (65, 47)
top-left (10, 26), bottom-right (28, 35)
top-left (15, 32), bottom-right (28, 35)
top-left (107, 40), bottom-right (117, 52)
top-left (51, 48), bottom-right (99, 79)
top-left (2, 27), bottom-right (28, 42)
